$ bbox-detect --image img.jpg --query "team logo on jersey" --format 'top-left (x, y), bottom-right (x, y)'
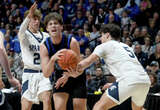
top-left (110, 85), bottom-right (117, 91)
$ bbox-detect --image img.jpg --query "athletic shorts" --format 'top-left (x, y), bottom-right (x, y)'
top-left (53, 71), bottom-right (87, 98)
top-left (105, 80), bottom-right (150, 106)
top-left (21, 70), bottom-right (52, 104)
top-left (0, 90), bottom-right (5, 106)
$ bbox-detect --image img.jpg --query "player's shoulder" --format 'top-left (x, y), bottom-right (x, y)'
top-left (41, 31), bottom-right (49, 37)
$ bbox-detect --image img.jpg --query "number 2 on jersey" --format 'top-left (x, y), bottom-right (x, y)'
top-left (123, 47), bottom-right (135, 58)
top-left (34, 53), bottom-right (40, 64)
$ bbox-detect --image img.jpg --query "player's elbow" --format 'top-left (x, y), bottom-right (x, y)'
top-left (43, 72), bottom-right (50, 78)
top-left (42, 70), bottom-right (51, 78)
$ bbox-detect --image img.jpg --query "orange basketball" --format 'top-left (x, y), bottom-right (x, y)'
top-left (57, 49), bottom-right (79, 70)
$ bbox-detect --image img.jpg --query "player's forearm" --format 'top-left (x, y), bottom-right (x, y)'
top-left (43, 58), bottom-right (56, 78)
top-left (80, 54), bottom-right (98, 70)
top-left (0, 48), bottom-right (13, 79)
top-left (18, 17), bottom-right (30, 39)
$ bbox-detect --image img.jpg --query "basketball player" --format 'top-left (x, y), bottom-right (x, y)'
top-left (0, 31), bottom-right (21, 109)
top-left (76, 24), bottom-right (151, 110)
top-left (40, 12), bottom-right (87, 110)
top-left (18, 3), bottom-right (52, 110)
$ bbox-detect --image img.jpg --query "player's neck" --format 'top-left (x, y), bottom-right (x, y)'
top-left (51, 33), bottom-right (62, 44)
top-left (28, 27), bottom-right (38, 33)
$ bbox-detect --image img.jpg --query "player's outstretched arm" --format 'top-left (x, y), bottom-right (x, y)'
top-left (18, 2), bottom-right (37, 41)
top-left (77, 53), bottom-right (99, 73)
top-left (0, 32), bottom-right (21, 91)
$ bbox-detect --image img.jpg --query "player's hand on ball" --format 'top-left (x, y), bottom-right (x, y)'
top-left (52, 49), bottom-right (65, 61)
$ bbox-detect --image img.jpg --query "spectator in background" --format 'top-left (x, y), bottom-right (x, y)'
top-left (148, 72), bottom-right (160, 93)
top-left (134, 43), bottom-right (148, 68)
top-left (104, 7), bottom-right (121, 26)
top-left (131, 27), bottom-right (143, 45)
top-left (125, 37), bottom-right (133, 47)
top-left (95, 7), bottom-right (106, 24)
top-left (92, 67), bottom-right (108, 92)
top-left (141, 37), bottom-right (153, 57)
top-left (121, 10), bottom-right (131, 28)
top-left (148, 18), bottom-right (159, 41)
top-left (114, 2), bottom-right (124, 17)
top-left (148, 43), bottom-right (160, 65)
top-left (74, 28), bottom-right (89, 54)
top-left (71, 10), bottom-right (86, 32)
top-left (64, 0), bottom-right (76, 23)
top-left (83, 23), bottom-right (91, 38)
top-left (89, 24), bottom-right (100, 50)
top-left (146, 61), bottom-right (160, 75)
top-left (124, 0), bottom-right (140, 19)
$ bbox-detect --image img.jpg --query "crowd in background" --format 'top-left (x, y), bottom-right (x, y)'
top-left (0, 0), bottom-right (160, 98)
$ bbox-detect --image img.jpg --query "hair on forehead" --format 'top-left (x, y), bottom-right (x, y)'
top-left (100, 23), bottom-right (121, 40)
top-left (44, 12), bottom-right (63, 27)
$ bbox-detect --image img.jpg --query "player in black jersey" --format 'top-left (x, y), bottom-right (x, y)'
top-left (40, 12), bottom-right (87, 110)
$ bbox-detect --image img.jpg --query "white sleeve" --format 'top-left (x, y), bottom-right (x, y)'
top-left (18, 17), bottom-right (30, 42)
top-left (93, 42), bottom-right (114, 58)
top-left (93, 44), bottom-right (105, 58)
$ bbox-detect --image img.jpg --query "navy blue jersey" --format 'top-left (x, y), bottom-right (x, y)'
top-left (44, 34), bottom-right (72, 83)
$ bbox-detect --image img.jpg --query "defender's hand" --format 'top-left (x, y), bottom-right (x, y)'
top-left (55, 74), bottom-right (69, 89)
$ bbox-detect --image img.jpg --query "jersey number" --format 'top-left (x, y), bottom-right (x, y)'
top-left (123, 47), bottom-right (135, 58)
top-left (34, 53), bottom-right (40, 65)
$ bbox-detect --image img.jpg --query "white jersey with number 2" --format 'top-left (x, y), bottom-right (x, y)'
top-left (18, 17), bottom-right (49, 70)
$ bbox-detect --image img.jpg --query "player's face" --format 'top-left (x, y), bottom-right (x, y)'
top-left (29, 16), bottom-right (40, 32)
top-left (46, 19), bottom-right (63, 38)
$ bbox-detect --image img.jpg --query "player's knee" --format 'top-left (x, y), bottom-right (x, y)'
top-left (54, 104), bottom-right (66, 110)
top-left (42, 94), bottom-right (51, 104)
top-left (73, 100), bottom-right (86, 110)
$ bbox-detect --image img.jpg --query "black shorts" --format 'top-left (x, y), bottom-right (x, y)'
top-left (52, 70), bottom-right (87, 98)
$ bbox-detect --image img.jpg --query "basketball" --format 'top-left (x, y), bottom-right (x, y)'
top-left (57, 49), bottom-right (79, 70)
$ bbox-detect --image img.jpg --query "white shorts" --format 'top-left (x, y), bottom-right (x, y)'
top-left (21, 72), bottom-right (52, 104)
top-left (106, 80), bottom-right (150, 107)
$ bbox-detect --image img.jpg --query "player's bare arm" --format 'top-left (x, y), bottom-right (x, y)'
top-left (0, 32), bottom-right (21, 91)
top-left (18, 2), bottom-right (37, 41)
top-left (40, 44), bottom-right (64, 78)
top-left (70, 37), bottom-right (81, 61)
top-left (77, 53), bottom-right (99, 73)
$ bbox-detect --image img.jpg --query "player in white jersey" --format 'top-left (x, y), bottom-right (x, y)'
top-left (18, 3), bottom-right (52, 110)
top-left (0, 31), bottom-right (21, 109)
top-left (74, 24), bottom-right (151, 110)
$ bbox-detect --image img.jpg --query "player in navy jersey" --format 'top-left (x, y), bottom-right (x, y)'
top-left (40, 12), bottom-right (87, 110)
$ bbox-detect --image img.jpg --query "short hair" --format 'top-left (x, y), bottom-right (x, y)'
top-left (24, 9), bottom-right (42, 20)
top-left (100, 23), bottom-right (121, 40)
top-left (44, 12), bottom-right (63, 27)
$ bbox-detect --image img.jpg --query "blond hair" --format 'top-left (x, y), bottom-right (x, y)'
top-left (24, 9), bottom-right (42, 20)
